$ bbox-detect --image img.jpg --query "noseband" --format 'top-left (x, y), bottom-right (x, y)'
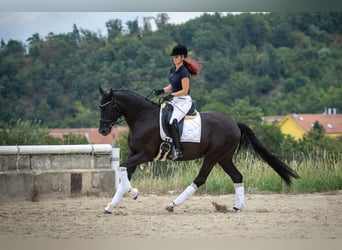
top-left (99, 99), bottom-right (123, 127)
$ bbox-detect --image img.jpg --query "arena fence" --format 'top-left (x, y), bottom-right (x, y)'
top-left (0, 145), bottom-right (119, 201)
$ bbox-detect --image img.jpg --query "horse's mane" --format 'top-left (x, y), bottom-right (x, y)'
top-left (113, 89), bottom-right (158, 106)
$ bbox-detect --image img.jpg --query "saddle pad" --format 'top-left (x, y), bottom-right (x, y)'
top-left (159, 108), bottom-right (201, 143)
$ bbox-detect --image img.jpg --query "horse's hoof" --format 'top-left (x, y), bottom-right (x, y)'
top-left (104, 209), bottom-right (112, 214)
top-left (230, 206), bottom-right (243, 213)
top-left (165, 205), bottom-right (174, 212)
top-left (130, 188), bottom-right (138, 200)
top-left (104, 203), bottom-right (113, 214)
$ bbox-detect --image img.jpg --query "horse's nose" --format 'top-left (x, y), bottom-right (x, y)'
top-left (99, 128), bottom-right (107, 135)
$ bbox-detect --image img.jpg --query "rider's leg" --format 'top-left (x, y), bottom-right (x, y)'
top-left (168, 97), bottom-right (192, 160)
top-left (169, 119), bottom-right (183, 160)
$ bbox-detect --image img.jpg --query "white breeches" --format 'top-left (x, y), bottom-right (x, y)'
top-left (169, 95), bottom-right (192, 124)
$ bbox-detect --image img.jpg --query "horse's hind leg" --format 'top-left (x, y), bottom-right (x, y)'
top-left (165, 157), bottom-right (217, 212)
top-left (218, 155), bottom-right (244, 211)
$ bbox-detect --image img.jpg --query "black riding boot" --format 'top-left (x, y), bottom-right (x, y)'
top-left (170, 119), bottom-right (183, 160)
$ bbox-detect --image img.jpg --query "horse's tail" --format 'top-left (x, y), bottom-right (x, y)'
top-left (237, 122), bottom-right (300, 185)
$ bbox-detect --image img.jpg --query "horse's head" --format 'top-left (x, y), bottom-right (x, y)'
top-left (98, 86), bottom-right (122, 136)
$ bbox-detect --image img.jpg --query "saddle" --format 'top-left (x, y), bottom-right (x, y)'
top-left (161, 101), bottom-right (197, 138)
top-left (155, 101), bottom-right (200, 161)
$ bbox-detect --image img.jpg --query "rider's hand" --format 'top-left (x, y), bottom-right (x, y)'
top-left (162, 93), bottom-right (173, 102)
top-left (154, 88), bottom-right (164, 96)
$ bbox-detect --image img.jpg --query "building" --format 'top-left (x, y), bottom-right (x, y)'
top-left (263, 114), bottom-right (342, 140)
top-left (49, 126), bottom-right (128, 145)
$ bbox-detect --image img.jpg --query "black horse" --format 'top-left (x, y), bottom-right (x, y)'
top-left (98, 86), bottom-right (299, 214)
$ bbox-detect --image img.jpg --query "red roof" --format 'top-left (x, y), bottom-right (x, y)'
top-left (49, 126), bottom-right (128, 144)
top-left (285, 114), bottom-right (342, 134)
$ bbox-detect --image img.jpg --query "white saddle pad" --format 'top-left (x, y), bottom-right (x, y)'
top-left (159, 107), bottom-right (201, 143)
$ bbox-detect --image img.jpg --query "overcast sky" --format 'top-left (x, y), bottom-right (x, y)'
top-left (0, 12), bottom-right (214, 43)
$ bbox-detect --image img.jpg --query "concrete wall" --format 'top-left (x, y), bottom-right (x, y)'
top-left (0, 145), bottom-right (119, 201)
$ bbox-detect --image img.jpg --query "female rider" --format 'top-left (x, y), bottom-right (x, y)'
top-left (155, 44), bottom-right (193, 160)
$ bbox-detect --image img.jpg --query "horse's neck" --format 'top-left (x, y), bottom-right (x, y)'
top-left (116, 91), bottom-right (154, 115)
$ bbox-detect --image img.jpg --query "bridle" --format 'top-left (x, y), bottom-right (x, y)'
top-left (99, 89), bottom-right (158, 128)
top-left (99, 98), bottom-right (124, 128)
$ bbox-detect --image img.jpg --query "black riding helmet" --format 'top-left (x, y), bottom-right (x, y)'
top-left (170, 44), bottom-right (188, 58)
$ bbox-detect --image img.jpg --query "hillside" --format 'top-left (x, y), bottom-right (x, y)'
top-left (1, 12), bottom-right (341, 128)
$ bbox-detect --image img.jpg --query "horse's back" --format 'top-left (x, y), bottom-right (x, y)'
top-left (199, 111), bottom-right (241, 143)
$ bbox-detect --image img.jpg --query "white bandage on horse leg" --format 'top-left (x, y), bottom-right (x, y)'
top-left (108, 167), bottom-right (132, 208)
top-left (173, 183), bottom-right (198, 206)
top-left (118, 167), bottom-right (131, 188)
top-left (233, 183), bottom-right (244, 210)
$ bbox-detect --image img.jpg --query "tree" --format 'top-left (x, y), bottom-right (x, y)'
top-left (155, 13), bottom-right (170, 30)
top-left (27, 33), bottom-right (41, 58)
top-left (299, 121), bottom-right (342, 156)
top-left (72, 24), bottom-right (81, 48)
top-left (228, 99), bottom-right (264, 123)
top-left (0, 12), bottom-right (341, 137)
top-left (62, 133), bottom-right (88, 144)
top-left (235, 13), bottom-right (269, 49)
top-left (269, 13), bottom-right (295, 48)
top-left (0, 120), bottom-right (60, 145)
top-left (106, 19), bottom-right (123, 40)
top-left (142, 16), bottom-right (154, 34)
top-left (115, 130), bottom-right (129, 161)
top-left (307, 121), bottom-right (325, 141)
top-left (126, 19), bottom-right (141, 37)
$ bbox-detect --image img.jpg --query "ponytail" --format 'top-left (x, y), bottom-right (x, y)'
top-left (183, 58), bottom-right (201, 76)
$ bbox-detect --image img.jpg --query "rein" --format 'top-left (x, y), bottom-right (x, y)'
top-left (100, 90), bottom-right (157, 126)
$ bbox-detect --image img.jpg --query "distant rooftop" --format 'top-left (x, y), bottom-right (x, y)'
top-left (287, 114), bottom-right (342, 134)
top-left (49, 126), bottom-right (128, 144)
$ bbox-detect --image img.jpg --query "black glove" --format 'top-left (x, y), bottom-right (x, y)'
top-left (154, 88), bottom-right (164, 96)
top-left (162, 93), bottom-right (173, 102)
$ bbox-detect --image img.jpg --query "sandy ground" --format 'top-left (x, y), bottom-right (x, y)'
top-left (0, 191), bottom-right (341, 239)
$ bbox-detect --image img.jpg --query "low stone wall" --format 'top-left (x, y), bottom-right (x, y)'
top-left (0, 145), bottom-right (119, 201)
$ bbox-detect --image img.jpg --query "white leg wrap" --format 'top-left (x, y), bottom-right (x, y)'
top-left (105, 167), bottom-right (132, 213)
top-left (173, 183), bottom-right (198, 206)
top-left (234, 183), bottom-right (244, 210)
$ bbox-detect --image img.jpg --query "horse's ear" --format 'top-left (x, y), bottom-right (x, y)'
top-left (98, 85), bottom-right (105, 96)
top-left (109, 88), bottom-right (114, 97)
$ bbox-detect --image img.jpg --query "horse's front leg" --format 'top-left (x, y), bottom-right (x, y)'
top-left (104, 153), bottom-right (150, 214)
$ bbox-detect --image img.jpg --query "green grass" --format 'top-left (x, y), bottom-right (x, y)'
top-left (131, 151), bottom-right (342, 194)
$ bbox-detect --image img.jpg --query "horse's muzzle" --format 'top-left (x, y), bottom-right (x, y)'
top-left (99, 119), bottom-right (114, 136)
top-left (99, 128), bottom-right (109, 136)
top-left (99, 128), bottom-right (111, 136)
top-left (99, 126), bottom-right (111, 136)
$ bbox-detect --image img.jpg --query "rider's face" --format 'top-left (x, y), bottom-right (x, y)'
top-left (173, 55), bottom-right (184, 65)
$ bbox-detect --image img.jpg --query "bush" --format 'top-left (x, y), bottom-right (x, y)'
top-left (0, 119), bottom-right (88, 145)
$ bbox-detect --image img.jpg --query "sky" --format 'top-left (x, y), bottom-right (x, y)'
top-left (0, 12), bottom-right (213, 43)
